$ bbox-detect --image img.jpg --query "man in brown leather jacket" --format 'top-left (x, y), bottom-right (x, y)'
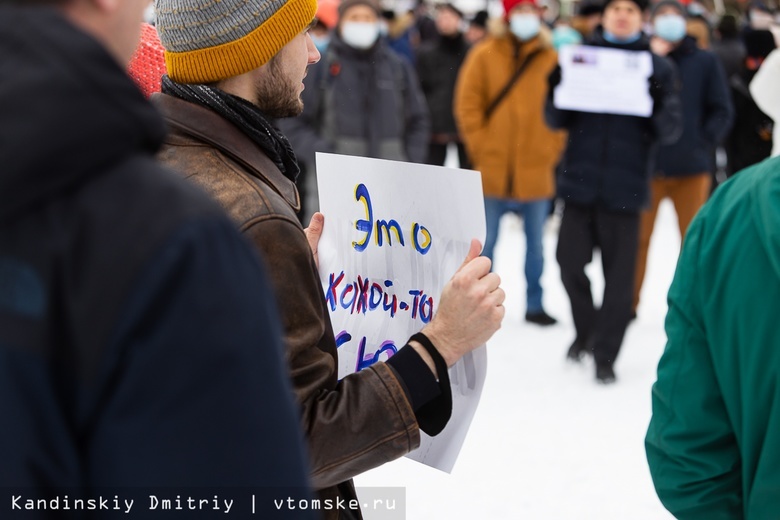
top-left (152, 0), bottom-right (505, 516)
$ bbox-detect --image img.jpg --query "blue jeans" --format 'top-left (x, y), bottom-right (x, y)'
top-left (482, 197), bottom-right (551, 313)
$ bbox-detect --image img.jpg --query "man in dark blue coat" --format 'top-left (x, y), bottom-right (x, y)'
top-left (546, 0), bottom-right (683, 384)
top-left (633, 0), bottom-right (734, 315)
top-left (0, 2), bottom-right (313, 516)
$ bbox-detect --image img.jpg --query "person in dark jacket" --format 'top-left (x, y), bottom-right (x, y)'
top-left (153, 0), bottom-right (504, 516)
top-left (546, 0), bottom-right (683, 384)
top-left (0, 1), bottom-right (313, 514)
top-left (712, 14), bottom-right (746, 81)
top-left (727, 29), bottom-right (776, 174)
top-left (633, 0), bottom-right (734, 314)
top-left (416, 3), bottom-right (471, 167)
top-left (278, 0), bottom-right (430, 222)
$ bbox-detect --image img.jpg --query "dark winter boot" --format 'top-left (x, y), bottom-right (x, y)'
top-left (525, 311), bottom-right (558, 326)
top-left (566, 339), bottom-right (588, 362)
top-left (596, 363), bottom-right (616, 384)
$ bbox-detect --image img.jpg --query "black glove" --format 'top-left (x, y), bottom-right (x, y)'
top-left (648, 75), bottom-right (664, 110)
top-left (548, 65), bottom-right (562, 93)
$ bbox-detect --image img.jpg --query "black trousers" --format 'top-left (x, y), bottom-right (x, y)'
top-left (427, 142), bottom-right (471, 169)
top-left (556, 202), bottom-right (639, 368)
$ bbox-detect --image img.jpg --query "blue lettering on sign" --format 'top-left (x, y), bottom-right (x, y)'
top-left (353, 184), bottom-right (373, 252)
top-left (325, 274), bottom-right (435, 320)
top-left (335, 330), bottom-right (352, 348)
top-left (412, 223), bottom-right (432, 255)
top-left (356, 338), bottom-right (398, 372)
top-left (351, 183), bottom-right (432, 254)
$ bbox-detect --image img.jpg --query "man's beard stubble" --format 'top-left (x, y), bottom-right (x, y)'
top-left (254, 55), bottom-right (304, 119)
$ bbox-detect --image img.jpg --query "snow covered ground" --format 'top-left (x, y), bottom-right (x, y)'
top-left (355, 200), bottom-right (683, 519)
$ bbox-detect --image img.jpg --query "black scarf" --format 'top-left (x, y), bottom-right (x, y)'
top-left (161, 76), bottom-right (300, 182)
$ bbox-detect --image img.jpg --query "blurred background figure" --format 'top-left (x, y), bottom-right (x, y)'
top-left (413, 0), bottom-right (439, 45)
top-left (278, 0), bottom-right (429, 224)
top-left (750, 47), bottom-right (780, 159)
top-left (633, 0), bottom-right (733, 317)
top-left (381, 6), bottom-right (419, 63)
top-left (465, 9), bottom-right (490, 44)
top-left (712, 14), bottom-right (746, 99)
top-left (551, 21), bottom-right (584, 50)
top-left (684, 1), bottom-right (713, 49)
top-left (746, 1), bottom-right (775, 32)
top-left (727, 28), bottom-right (776, 175)
top-left (455, 0), bottom-right (566, 327)
top-left (711, 13), bottom-right (747, 187)
top-left (416, 2), bottom-right (471, 167)
top-left (570, 2), bottom-right (603, 40)
top-left (311, 0), bottom-right (339, 53)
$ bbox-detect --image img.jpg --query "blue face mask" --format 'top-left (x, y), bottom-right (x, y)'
top-left (552, 26), bottom-right (583, 50)
top-left (509, 13), bottom-right (541, 41)
top-left (603, 30), bottom-right (641, 44)
top-left (654, 14), bottom-right (687, 42)
top-left (311, 34), bottom-right (330, 53)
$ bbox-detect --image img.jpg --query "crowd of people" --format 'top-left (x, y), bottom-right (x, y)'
top-left (269, 0), bottom-right (777, 385)
top-left (3, 0), bottom-right (780, 518)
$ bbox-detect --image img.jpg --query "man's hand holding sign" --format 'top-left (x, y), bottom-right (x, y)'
top-left (316, 153), bottom-right (503, 472)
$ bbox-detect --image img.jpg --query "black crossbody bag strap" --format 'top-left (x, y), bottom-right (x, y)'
top-left (484, 49), bottom-right (542, 121)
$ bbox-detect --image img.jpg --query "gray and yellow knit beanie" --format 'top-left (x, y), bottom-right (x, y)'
top-left (155, 0), bottom-right (317, 84)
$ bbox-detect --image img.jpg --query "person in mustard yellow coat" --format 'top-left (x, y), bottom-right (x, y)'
top-left (454, 0), bottom-right (566, 326)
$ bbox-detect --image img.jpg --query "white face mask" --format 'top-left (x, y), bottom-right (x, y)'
top-left (751, 10), bottom-right (774, 30)
top-left (341, 21), bottom-right (381, 49)
top-left (509, 13), bottom-right (541, 41)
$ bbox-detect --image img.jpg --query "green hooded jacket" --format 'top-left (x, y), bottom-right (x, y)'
top-left (646, 156), bottom-right (780, 519)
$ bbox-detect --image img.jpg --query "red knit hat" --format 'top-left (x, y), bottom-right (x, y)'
top-left (127, 23), bottom-right (167, 99)
top-left (503, 0), bottom-right (539, 15)
top-left (316, 0), bottom-right (340, 29)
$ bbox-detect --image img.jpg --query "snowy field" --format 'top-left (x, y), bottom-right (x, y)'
top-left (355, 200), bottom-right (682, 519)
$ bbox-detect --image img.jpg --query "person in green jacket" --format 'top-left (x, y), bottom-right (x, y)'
top-left (646, 155), bottom-right (780, 519)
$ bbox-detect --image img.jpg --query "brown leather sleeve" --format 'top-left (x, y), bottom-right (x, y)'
top-left (243, 216), bottom-right (420, 488)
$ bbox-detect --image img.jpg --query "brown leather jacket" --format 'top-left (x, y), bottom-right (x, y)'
top-left (153, 94), bottom-right (420, 516)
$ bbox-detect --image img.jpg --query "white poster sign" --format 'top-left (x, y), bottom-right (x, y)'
top-left (553, 44), bottom-right (654, 117)
top-left (316, 152), bottom-right (487, 472)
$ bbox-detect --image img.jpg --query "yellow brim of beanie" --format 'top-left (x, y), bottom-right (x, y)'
top-left (164, 0), bottom-right (317, 84)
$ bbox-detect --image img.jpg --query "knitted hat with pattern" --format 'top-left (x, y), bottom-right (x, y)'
top-left (155, 0), bottom-right (317, 84)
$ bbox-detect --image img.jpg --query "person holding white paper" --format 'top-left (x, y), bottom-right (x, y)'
top-left (545, 0), bottom-right (682, 384)
top-left (151, 1), bottom-right (505, 517)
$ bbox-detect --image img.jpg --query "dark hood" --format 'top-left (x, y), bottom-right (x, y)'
top-left (0, 7), bottom-right (166, 223)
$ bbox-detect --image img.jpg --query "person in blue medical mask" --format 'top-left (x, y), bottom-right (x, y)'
top-left (633, 0), bottom-right (733, 319)
top-left (546, 0), bottom-right (683, 384)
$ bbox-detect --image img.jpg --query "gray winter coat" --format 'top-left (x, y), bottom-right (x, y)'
top-left (279, 35), bottom-right (430, 169)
